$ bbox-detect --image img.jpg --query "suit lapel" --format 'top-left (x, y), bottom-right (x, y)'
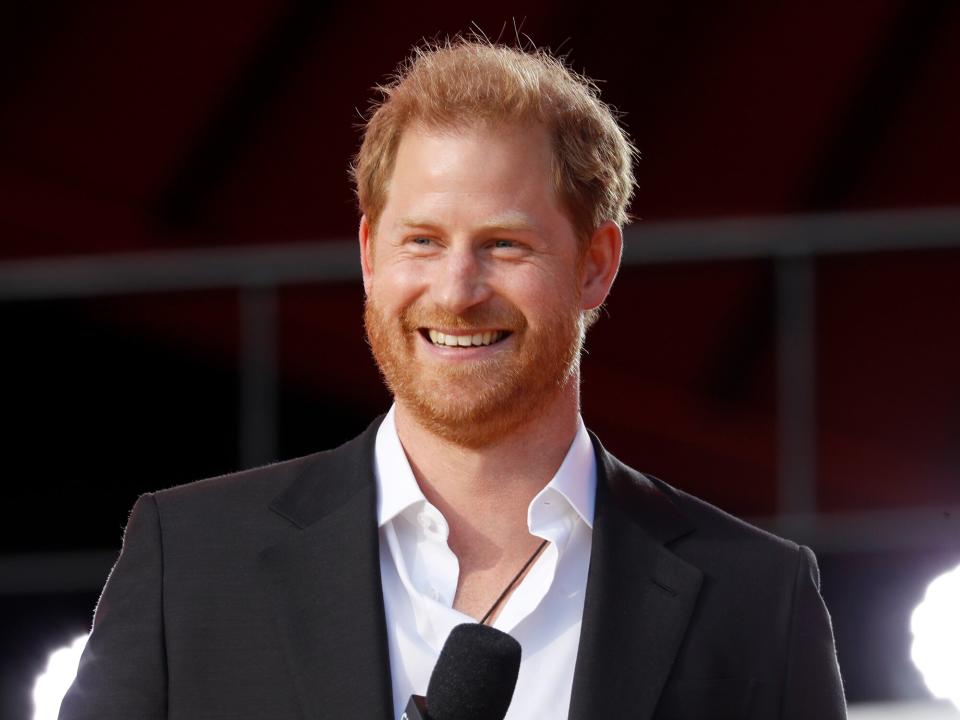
top-left (569, 434), bottom-right (703, 720)
top-left (259, 420), bottom-right (394, 720)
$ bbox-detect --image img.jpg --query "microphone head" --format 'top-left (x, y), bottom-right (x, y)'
top-left (426, 623), bottom-right (522, 720)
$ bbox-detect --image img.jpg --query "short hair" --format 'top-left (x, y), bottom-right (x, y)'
top-left (351, 37), bottom-right (637, 243)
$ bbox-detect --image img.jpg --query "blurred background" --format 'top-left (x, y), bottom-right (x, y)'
top-left (1, 1), bottom-right (959, 718)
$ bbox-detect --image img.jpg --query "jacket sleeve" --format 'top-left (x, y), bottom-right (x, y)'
top-left (780, 545), bottom-right (847, 719)
top-left (58, 494), bottom-right (167, 720)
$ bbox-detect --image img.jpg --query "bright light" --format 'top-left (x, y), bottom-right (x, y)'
top-left (32, 634), bottom-right (89, 720)
top-left (911, 563), bottom-right (960, 710)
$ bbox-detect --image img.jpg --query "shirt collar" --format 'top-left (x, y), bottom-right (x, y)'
top-left (375, 405), bottom-right (426, 528)
top-left (374, 405), bottom-right (596, 531)
top-left (529, 417), bottom-right (596, 531)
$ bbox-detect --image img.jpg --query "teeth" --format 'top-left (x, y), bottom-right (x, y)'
top-left (427, 330), bottom-right (504, 347)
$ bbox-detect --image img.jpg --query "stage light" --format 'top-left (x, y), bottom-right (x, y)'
top-left (911, 563), bottom-right (960, 710)
top-left (32, 634), bottom-right (88, 720)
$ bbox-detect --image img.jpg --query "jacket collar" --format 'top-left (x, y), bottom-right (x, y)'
top-left (268, 418), bottom-right (382, 529)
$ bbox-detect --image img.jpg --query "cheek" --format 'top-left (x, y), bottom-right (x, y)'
top-left (507, 268), bottom-right (580, 314)
top-left (371, 264), bottom-right (426, 308)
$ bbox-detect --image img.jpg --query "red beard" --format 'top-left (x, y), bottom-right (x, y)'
top-left (364, 295), bottom-right (584, 448)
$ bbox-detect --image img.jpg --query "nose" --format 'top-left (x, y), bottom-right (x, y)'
top-left (432, 246), bottom-right (492, 314)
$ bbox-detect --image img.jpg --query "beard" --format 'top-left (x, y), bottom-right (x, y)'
top-left (364, 294), bottom-right (585, 448)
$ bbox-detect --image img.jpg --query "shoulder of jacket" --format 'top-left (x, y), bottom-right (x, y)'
top-left (643, 472), bottom-right (802, 560)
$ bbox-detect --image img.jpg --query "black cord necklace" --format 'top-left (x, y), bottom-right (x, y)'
top-left (479, 539), bottom-right (550, 626)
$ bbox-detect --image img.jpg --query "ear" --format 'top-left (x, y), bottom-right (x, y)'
top-left (359, 214), bottom-right (374, 296)
top-left (579, 220), bottom-right (623, 311)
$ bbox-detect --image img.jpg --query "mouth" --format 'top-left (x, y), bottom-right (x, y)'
top-left (421, 328), bottom-right (511, 348)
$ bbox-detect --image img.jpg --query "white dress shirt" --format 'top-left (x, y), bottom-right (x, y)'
top-left (375, 405), bottom-right (596, 720)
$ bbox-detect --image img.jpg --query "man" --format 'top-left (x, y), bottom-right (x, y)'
top-left (60, 39), bottom-right (846, 719)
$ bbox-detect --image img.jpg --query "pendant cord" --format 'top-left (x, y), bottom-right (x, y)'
top-left (479, 539), bottom-right (549, 626)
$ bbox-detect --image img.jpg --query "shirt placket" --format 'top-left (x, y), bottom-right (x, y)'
top-left (391, 503), bottom-right (465, 651)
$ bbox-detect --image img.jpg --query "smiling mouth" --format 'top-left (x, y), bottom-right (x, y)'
top-left (423, 329), bottom-right (510, 348)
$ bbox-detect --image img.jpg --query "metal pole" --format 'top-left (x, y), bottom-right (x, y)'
top-left (776, 254), bottom-right (817, 515)
top-left (239, 284), bottom-right (278, 469)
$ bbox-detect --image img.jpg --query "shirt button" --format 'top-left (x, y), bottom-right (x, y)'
top-left (417, 509), bottom-right (449, 541)
top-left (417, 511), bottom-right (436, 532)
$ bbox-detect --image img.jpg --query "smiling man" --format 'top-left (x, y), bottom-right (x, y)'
top-left (60, 39), bottom-right (846, 720)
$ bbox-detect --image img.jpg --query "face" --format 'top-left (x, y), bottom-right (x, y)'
top-left (361, 122), bottom-right (615, 447)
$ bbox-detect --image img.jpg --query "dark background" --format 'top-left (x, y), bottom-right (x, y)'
top-left (2, 1), bottom-right (959, 717)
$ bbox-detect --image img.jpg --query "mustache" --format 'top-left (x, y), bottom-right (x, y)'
top-left (399, 303), bottom-right (526, 332)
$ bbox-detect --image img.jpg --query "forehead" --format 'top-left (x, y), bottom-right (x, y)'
top-left (380, 122), bottom-right (568, 235)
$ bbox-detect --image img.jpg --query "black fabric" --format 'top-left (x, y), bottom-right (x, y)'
top-left (59, 417), bottom-right (846, 720)
top-left (426, 624), bottom-right (521, 720)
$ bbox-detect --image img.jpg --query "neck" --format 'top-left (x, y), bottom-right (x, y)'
top-left (393, 381), bottom-right (580, 580)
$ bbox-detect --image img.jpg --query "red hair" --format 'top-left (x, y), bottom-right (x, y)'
top-left (351, 37), bottom-right (637, 243)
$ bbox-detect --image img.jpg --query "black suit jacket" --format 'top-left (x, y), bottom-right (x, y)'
top-left (60, 419), bottom-right (846, 719)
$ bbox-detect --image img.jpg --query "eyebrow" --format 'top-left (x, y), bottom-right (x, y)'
top-left (397, 214), bottom-right (540, 234)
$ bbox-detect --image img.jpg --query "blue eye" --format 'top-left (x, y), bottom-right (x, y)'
top-left (412, 237), bottom-right (432, 245)
top-left (494, 239), bottom-right (515, 248)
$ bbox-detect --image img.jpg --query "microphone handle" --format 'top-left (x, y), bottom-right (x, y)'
top-left (401, 695), bottom-right (429, 720)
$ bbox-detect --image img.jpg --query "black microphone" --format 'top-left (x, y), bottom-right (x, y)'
top-left (402, 623), bottom-right (522, 720)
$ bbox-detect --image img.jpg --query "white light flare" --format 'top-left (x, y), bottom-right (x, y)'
top-left (32, 634), bottom-right (89, 720)
top-left (911, 563), bottom-right (960, 710)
